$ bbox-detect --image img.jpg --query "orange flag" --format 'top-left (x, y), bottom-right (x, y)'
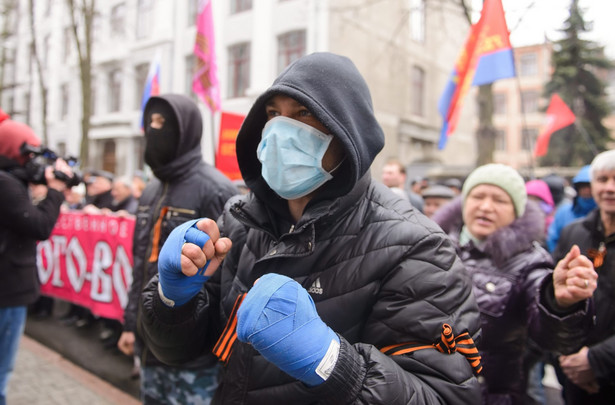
top-left (533, 93), bottom-right (576, 157)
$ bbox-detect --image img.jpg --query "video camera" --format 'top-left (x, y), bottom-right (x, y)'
top-left (20, 142), bottom-right (83, 188)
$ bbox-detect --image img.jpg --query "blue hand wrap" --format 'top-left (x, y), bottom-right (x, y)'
top-left (158, 219), bottom-right (211, 307)
top-left (236, 274), bottom-right (340, 386)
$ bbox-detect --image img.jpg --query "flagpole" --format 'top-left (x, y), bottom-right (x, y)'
top-left (210, 109), bottom-right (217, 166)
top-left (573, 120), bottom-right (599, 157)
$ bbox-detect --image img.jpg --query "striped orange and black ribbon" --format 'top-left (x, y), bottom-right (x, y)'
top-left (148, 206), bottom-right (169, 263)
top-left (380, 323), bottom-right (482, 375)
top-left (213, 293), bottom-right (246, 363)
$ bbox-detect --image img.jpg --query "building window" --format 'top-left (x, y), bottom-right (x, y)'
top-left (64, 27), bottom-right (72, 59)
top-left (494, 93), bottom-right (507, 115)
top-left (521, 91), bottom-right (539, 113)
top-left (409, 0), bottom-right (425, 43)
top-left (188, 0), bottom-right (198, 26)
top-left (108, 69), bottom-right (122, 112)
top-left (3, 48), bottom-right (15, 83)
top-left (60, 84), bottom-right (69, 118)
top-left (43, 35), bottom-right (51, 68)
top-left (277, 30), bottom-right (305, 74)
top-left (521, 128), bottom-right (538, 151)
top-left (231, 0), bottom-right (252, 14)
top-left (185, 55), bottom-right (198, 101)
top-left (102, 140), bottom-right (117, 174)
top-left (110, 3), bottom-right (125, 37)
top-left (135, 63), bottom-right (149, 109)
top-left (93, 12), bottom-right (103, 39)
top-left (90, 75), bottom-right (97, 115)
top-left (134, 136), bottom-right (145, 171)
top-left (228, 42), bottom-right (251, 98)
top-left (23, 92), bottom-right (31, 125)
top-left (411, 65), bottom-right (425, 116)
top-left (519, 52), bottom-right (537, 77)
top-left (45, 0), bottom-right (53, 17)
top-left (136, 0), bottom-right (154, 39)
top-left (495, 129), bottom-right (507, 151)
top-left (5, 94), bottom-right (14, 115)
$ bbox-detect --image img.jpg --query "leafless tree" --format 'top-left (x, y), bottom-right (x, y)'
top-left (28, 0), bottom-right (49, 144)
top-left (66, 0), bottom-right (95, 167)
top-left (0, 0), bottom-right (19, 104)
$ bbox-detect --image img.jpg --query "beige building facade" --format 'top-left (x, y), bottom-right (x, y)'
top-left (0, 1), bottom-right (476, 179)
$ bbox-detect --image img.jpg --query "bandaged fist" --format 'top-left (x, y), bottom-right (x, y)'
top-left (237, 274), bottom-right (340, 386)
top-left (553, 245), bottom-right (598, 308)
top-left (158, 218), bottom-right (231, 307)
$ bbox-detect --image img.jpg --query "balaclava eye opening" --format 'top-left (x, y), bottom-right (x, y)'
top-left (144, 100), bottom-right (180, 169)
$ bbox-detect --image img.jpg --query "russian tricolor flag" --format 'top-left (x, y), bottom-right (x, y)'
top-left (141, 54), bottom-right (161, 129)
top-left (438, 0), bottom-right (516, 149)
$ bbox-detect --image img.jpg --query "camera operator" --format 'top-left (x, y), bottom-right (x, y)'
top-left (0, 109), bottom-right (74, 404)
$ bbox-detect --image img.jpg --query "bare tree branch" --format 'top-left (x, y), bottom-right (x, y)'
top-left (66, 0), bottom-right (95, 167)
top-left (28, 0), bottom-right (49, 144)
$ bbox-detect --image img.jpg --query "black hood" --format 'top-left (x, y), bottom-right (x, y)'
top-left (142, 94), bottom-right (204, 182)
top-left (236, 52), bottom-right (385, 203)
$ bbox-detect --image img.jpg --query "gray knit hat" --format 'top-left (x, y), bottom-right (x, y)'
top-left (462, 164), bottom-right (527, 217)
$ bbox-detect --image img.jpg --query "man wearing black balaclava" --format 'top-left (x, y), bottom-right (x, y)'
top-left (117, 95), bottom-right (238, 404)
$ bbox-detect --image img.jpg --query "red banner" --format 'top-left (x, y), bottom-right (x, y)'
top-left (216, 111), bottom-right (245, 181)
top-left (37, 212), bottom-right (135, 321)
top-left (533, 93), bottom-right (576, 157)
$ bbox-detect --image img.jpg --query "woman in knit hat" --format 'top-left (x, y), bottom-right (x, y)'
top-left (433, 163), bottom-right (598, 405)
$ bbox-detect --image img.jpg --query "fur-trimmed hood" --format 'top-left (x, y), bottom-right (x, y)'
top-left (432, 196), bottom-right (546, 266)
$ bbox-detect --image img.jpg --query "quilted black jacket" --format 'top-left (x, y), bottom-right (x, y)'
top-left (140, 53), bottom-right (482, 404)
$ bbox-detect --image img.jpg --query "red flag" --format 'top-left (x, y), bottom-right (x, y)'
top-left (215, 112), bottom-right (245, 180)
top-left (192, 0), bottom-right (220, 112)
top-left (533, 94), bottom-right (576, 157)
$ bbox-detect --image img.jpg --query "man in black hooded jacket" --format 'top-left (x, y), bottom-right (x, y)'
top-left (139, 53), bottom-right (482, 404)
top-left (117, 94), bottom-right (237, 404)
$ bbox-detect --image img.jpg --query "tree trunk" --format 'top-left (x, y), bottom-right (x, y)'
top-left (28, 0), bottom-right (49, 144)
top-left (67, 0), bottom-right (94, 168)
top-left (476, 83), bottom-right (495, 166)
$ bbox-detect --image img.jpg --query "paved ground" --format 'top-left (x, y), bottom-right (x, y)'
top-left (7, 336), bottom-right (139, 405)
top-left (19, 300), bottom-right (141, 400)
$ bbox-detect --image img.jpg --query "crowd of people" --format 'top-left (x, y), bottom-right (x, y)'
top-left (1, 52), bottom-right (614, 405)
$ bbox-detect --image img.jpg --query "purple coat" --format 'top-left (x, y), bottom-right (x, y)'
top-left (433, 197), bottom-right (593, 405)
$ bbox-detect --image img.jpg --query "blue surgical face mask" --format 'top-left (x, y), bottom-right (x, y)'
top-left (257, 116), bottom-right (334, 200)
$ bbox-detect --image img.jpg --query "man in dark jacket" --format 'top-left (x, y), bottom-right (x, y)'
top-left (83, 169), bottom-right (115, 211)
top-left (0, 109), bottom-right (74, 404)
top-left (116, 94), bottom-right (237, 404)
top-left (138, 53), bottom-right (482, 404)
top-left (554, 149), bottom-right (615, 404)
